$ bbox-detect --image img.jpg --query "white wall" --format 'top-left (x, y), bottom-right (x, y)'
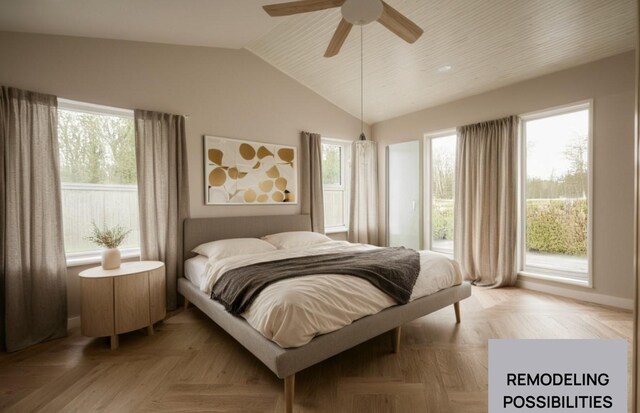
top-left (0, 31), bottom-right (370, 218)
top-left (373, 51), bottom-right (636, 304)
top-left (0, 31), bottom-right (370, 317)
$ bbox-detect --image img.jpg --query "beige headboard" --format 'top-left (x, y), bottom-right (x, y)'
top-left (183, 214), bottom-right (312, 258)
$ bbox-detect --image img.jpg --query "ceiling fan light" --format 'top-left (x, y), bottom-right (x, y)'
top-left (341, 0), bottom-right (383, 25)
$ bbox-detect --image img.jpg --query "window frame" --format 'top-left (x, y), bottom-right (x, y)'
top-left (517, 100), bottom-right (594, 287)
top-left (423, 129), bottom-right (457, 257)
top-left (57, 98), bottom-right (140, 266)
top-left (321, 137), bottom-right (351, 233)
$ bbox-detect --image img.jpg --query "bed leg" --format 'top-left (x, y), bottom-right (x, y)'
top-left (454, 301), bottom-right (461, 324)
top-left (184, 297), bottom-right (190, 310)
top-left (392, 326), bottom-right (401, 354)
top-left (284, 374), bottom-right (295, 413)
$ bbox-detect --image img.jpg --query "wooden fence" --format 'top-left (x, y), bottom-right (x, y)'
top-left (61, 183), bottom-right (140, 253)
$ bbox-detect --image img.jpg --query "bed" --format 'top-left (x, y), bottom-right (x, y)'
top-left (178, 214), bottom-right (471, 413)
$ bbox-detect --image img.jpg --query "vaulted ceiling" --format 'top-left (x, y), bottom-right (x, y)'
top-left (0, 0), bottom-right (636, 123)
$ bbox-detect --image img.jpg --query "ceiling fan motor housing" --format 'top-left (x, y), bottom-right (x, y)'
top-left (341, 0), bottom-right (383, 25)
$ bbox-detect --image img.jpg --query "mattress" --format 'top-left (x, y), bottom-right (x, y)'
top-left (187, 241), bottom-right (462, 348)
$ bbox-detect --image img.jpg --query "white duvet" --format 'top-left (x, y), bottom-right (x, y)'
top-left (198, 241), bottom-right (462, 348)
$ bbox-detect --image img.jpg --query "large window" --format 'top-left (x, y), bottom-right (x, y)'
top-left (520, 102), bottom-right (591, 284)
top-left (321, 138), bottom-right (350, 232)
top-left (426, 132), bottom-right (456, 256)
top-left (58, 100), bottom-right (140, 263)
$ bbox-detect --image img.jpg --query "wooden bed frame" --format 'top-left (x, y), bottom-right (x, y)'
top-left (180, 215), bottom-right (471, 413)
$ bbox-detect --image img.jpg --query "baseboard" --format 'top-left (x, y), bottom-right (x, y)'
top-left (516, 279), bottom-right (633, 310)
top-left (68, 316), bottom-right (80, 330)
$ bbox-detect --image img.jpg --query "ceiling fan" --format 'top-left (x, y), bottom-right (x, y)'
top-left (263, 0), bottom-right (424, 57)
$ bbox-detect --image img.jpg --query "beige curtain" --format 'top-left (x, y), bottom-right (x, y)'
top-left (300, 131), bottom-right (324, 232)
top-left (135, 110), bottom-right (190, 310)
top-left (454, 116), bottom-right (518, 287)
top-left (1, 86), bottom-right (67, 352)
top-left (349, 139), bottom-right (379, 245)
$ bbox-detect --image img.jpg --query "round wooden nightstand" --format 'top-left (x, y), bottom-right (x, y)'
top-left (79, 261), bottom-right (166, 350)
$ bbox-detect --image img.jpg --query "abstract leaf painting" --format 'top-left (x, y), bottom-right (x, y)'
top-left (204, 136), bottom-right (297, 205)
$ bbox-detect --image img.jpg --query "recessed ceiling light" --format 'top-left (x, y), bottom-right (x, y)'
top-left (437, 65), bottom-right (452, 73)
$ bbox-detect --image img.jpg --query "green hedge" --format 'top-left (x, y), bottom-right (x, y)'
top-left (431, 198), bottom-right (587, 256)
top-left (432, 199), bottom-right (454, 240)
top-left (526, 199), bottom-right (587, 256)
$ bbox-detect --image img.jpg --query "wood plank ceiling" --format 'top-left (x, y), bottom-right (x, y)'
top-left (247, 0), bottom-right (636, 123)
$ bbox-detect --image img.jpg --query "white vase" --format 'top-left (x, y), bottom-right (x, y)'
top-left (101, 248), bottom-right (121, 270)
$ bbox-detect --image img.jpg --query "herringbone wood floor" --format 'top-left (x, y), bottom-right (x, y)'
top-left (0, 287), bottom-right (633, 412)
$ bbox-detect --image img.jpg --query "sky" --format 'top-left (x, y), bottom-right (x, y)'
top-left (525, 109), bottom-right (589, 180)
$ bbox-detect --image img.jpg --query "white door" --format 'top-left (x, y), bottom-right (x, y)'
top-left (386, 140), bottom-right (422, 249)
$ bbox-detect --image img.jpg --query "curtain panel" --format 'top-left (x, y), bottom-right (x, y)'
top-left (349, 139), bottom-right (379, 245)
top-left (300, 131), bottom-right (325, 233)
top-left (454, 115), bottom-right (518, 287)
top-left (134, 110), bottom-right (190, 310)
top-left (1, 86), bottom-right (67, 352)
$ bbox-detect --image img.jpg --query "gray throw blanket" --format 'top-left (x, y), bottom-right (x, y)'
top-left (211, 247), bottom-right (420, 316)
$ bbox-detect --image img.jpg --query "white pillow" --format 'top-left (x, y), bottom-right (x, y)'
top-left (192, 238), bottom-right (276, 259)
top-left (262, 231), bottom-right (332, 249)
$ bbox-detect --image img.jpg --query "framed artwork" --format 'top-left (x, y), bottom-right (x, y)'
top-left (204, 135), bottom-right (298, 205)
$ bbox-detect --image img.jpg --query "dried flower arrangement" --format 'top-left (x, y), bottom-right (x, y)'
top-left (86, 222), bottom-right (132, 249)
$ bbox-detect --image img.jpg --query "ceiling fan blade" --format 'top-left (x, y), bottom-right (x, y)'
top-left (263, 0), bottom-right (346, 17)
top-left (324, 18), bottom-right (353, 57)
top-left (377, 1), bottom-right (423, 43)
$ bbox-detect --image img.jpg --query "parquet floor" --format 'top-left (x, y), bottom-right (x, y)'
top-left (0, 287), bottom-right (633, 412)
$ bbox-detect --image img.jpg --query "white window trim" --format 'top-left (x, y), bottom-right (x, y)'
top-left (325, 226), bottom-right (349, 234)
top-left (58, 98), bottom-right (133, 119)
top-left (66, 247), bottom-right (141, 268)
top-left (58, 98), bottom-right (138, 266)
top-left (423, 129), bottom-right (456, 257)
top-left (517, 100), bottom-right (594, 288)
top-left (322, 137), bottom-right (351, 233)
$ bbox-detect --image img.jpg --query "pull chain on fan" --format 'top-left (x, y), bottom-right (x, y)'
top-left (262, 0), bottom-right (424, 139)
top-left (359, 24), bottom-right (366, 141)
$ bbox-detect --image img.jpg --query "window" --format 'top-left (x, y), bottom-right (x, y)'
top-left (57, 99), bottom-right (140, 264)
top-left (520, 102), bottom-right (591, 284)
top-left (321, 138), bottom-right (350, 232)
top-left (426, 132), bottom-right (456, 256)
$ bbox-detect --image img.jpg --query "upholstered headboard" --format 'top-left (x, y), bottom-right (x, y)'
top-left (183, 214), bottom-right (312, 259)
